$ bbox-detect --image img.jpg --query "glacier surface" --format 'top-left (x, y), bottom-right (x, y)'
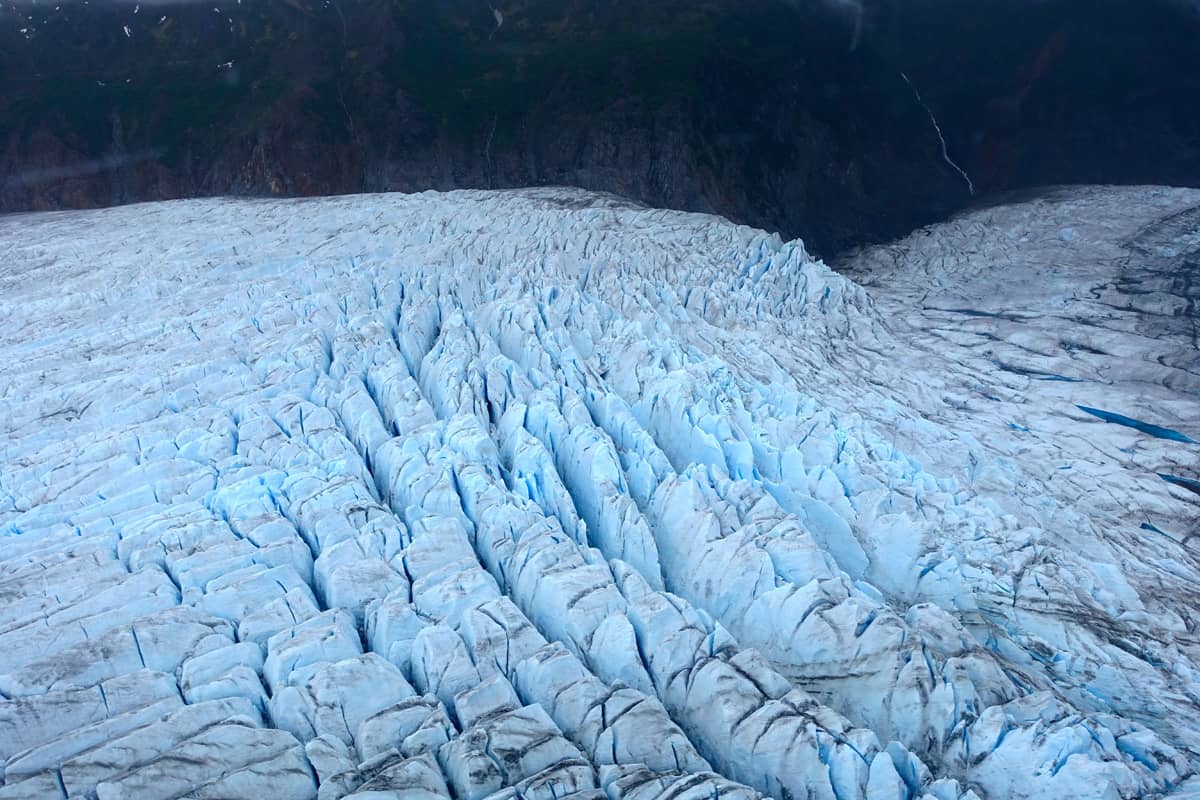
top-left (0, 186), bottom-right (1196, 799)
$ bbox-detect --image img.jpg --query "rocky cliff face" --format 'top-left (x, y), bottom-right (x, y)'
top-left (2, 0), bottom-right (1198, 255)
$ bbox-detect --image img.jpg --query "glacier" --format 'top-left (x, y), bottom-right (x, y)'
top-left (0, 185), bottom-right (1196, 800)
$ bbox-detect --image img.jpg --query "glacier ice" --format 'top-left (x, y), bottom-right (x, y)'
top-left (0, 186), bottom-right (1196, 799)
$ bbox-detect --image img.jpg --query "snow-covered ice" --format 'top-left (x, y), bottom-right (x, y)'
top-left (0, 186), bottom-right (1196, 799)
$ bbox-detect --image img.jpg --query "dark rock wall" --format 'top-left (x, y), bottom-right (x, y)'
top-left (2, 0), bottom-right (1197, 255)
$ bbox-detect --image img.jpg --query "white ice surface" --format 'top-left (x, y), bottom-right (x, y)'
top-left (0, 186), bottom-right (1196, 799)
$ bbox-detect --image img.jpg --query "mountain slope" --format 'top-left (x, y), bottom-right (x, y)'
top-left (3, 0), bottom-right (1200, 254)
